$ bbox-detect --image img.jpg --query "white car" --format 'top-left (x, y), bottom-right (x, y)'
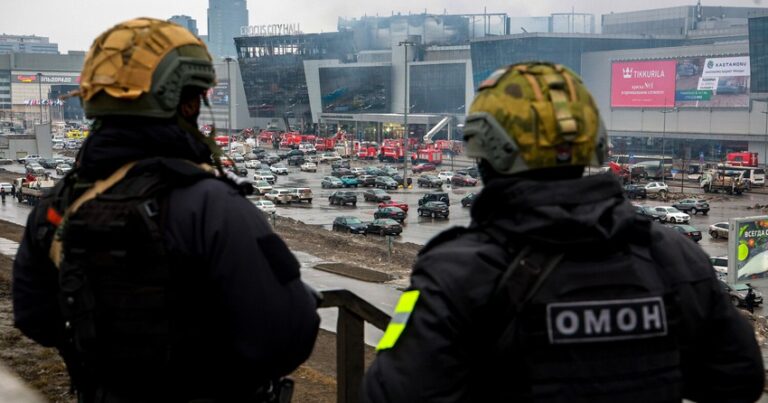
top-left (350, 167), bottom-right (366, 176)
top-left (252, 180), bottom-right (273, 195)
top-left (299, 143), bottom-right (316, 154)
top-left (265, 188), bottom-right (293, 204)
top-left (319, 152), bottom-right (342, 163)
top-left (709, 255), bottom-right (728, 279)
top-left (653, 206), bottom-right (690, 223)
top-left (709, 222), bottom-right (729, 239)
top-left (56, 164), bottom-right (72, 175)
top-left (253, 200), bottom-right (277, 214)
top-left (300, 162), bottom-right (317, 172)
top-left (438, 171), bottom-right (455, 183)
top-left (644, 182), bottom-right (669, 195)
top-left (245, 160), bottom-right (260, 169)
top-left (0, 183), bottom-right (11, 193)
top-left (270, 163), bottom-right (289, 175)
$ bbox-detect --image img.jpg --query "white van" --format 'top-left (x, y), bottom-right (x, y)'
top-left (289, 187), bottom-right (313, 203)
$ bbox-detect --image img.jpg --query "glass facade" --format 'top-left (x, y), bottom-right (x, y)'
top-left (236, 32), bottom-right (355, 121)
top-left (749, 17), bottom-right (768, 94)
top-left (49, 85), bottom-right (84, 121)
top-left (470, 35), bottom-right (687, 88)
top-left (319, 66), bottom-right (391, 114)
top-left (409, 63), bottom-right (466, 114)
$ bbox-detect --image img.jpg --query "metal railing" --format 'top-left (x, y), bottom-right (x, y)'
top-left (319, 289), bottom-right (391, 403)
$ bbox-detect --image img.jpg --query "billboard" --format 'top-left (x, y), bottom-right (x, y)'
top-left (11, 73), bottom-right (79, 84)
top-left (208, 79), bottom-right (229, 106)
top-left (674, 56), bottom-right (750, 108)
top-left (729, 216), bottom-right (768, 285)
top-left (610, 60), bottom-right (677, 108)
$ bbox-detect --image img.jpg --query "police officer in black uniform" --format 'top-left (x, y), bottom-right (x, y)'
top-left (13, 18), bottom-right (319, 402)
top-left (363, 62), bottom-right (764, 402)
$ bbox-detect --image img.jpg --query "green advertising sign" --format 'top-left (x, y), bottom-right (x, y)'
top-left (729, 216), bottom-right (768, 284)
top-left (675, 90), bottom-right (712, 101)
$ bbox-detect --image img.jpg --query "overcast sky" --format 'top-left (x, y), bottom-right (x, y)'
top-left (0, 0), bottom-right (765, 52)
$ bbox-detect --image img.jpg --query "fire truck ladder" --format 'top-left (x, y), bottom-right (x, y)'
top-left (423, 116), bottom-right (452, 144)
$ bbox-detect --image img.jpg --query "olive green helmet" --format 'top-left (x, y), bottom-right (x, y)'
top-left (464, 62), bottom-right (608, 175)
top-left (78, 17), bottom-right (216, 119)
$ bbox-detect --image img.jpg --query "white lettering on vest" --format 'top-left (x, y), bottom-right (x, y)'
top-left (642, 303), bottom-right (662, 330)
top-left (584, 309), bottom-right (611, 334)
top-left (616, 308), bottom-right (637, 332)
top-left (555, 311), bottom-right (579, 335)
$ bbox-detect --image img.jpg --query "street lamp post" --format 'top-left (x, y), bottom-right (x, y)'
top-left (399, 41), bottom-right (414, 188)
top-left (224, 57), bottom-right (234, 154)
top-left (660, 104), bottom-right (677, 181)
top-left (761, 103), bottom-right (768, 168)
top-left (36, 73), bottom-right (43, 124)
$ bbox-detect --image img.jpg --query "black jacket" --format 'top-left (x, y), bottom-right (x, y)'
top-left (12, 121), bottom-right (320, 400)
top-left (364, 173), bottom-right (764, 403)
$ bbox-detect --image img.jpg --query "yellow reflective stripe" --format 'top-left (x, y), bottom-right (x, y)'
top-left (377, 290), bottom-right (420, 351)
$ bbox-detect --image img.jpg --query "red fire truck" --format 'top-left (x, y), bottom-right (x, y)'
top-left (726, 151), bottom-right (758, 167)
top-left (412, 145), bottom-right (443, 165)
top-left (357, 141), bottom-right (379, 159)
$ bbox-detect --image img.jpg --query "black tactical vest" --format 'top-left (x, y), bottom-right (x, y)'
top-left (476, 221), bottom-right (682, 403)
top-left (55, 158), bottom-right (217, 396)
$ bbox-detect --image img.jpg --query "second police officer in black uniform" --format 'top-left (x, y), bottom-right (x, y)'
top-left (13, 18), bottom-right (320, 402)
top-left (364, 62), bottom-right (764, 402)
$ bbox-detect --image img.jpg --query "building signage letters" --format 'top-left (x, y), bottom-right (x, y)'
top-left (240, 24), bottom-right (303, 37)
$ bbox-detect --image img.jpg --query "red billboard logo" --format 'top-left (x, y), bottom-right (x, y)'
top-left (611, 60), bottom-right (676, 108)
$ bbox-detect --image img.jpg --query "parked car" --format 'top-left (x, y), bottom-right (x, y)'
top-left (363, 189), bottom-right (391, 202)
top-left (231, 153), bottom-right (245, 163)
top-left (412, 163), bottom-right (436, 174)
top-left (319, 152), bottom-right (342, 163)
top-left (299, 143), bottom-right (316, 154)
top-left (18, 154), bottom-right (41, 164)
top-left (720, 281), bottom-right (763, 307)
top-left (634, 205), bottom-right (664, 221)
top-left (623, 184), bottom-right (647, 199)
top-left (270, 163), bottom-right (289, 175)
top-left (375, 176), bottom-right (399, 190)
top-left (418, 192), bottom-right (450, 206)
top-left (252, 180), bottom-right (273, 195)
top-left (329, 190), bottom-right (358, 206)
top-left (374, 206), bottom-right (406, 222)
top-left (340, 175), bottom-right (359, 188)
top-left (665, 224), bottom-right (702, 242)
top-left (300, 162), bottom-right (317, 172)
top-left (456, 166), bottom-right (479, 178)
top-left (245, 159), bottom-right (261, 169)
top-left (437, 171), bottom-right (455, 183)
top-left (285, 149), bottom-right (304, 158)
top-left (253, 200), bottom-right (277, 214)
top-left (263, 154), bottom-right (281, 165)
top-left (286, 155), bottom-right (305, 166)
top-left (332, 160), bottom-right (351, 169)
top-left (672, 199), bottom-right (709, 215)
top-left (265, 188), bottom-right (293, 204)
top-left (451, 174), bottom-right (478, 187)
top-left (709, 222), bottom-right (729, 239)
top-left (391, 174), bottom-right (405, 187)
top-left (653, 206), bottom-right (690, 223)
top-left (332, 216), bottom-right (367, 234)
top-left (365, 167), bottom-right (385, 177)
top-left (709, 256), bottom-right (728, 279)
top-left (366, 218), bottom-right (403, 236)
top-left (350, 167), bottom-right (366, 176)
top-left (25, 164), bottom-right (45, 175)
top-left (56, 164), bottom-right (72, 176)
top-left (254, 170), bottom-right (277, 184)
top-left (378, 200), bottom-right (409, 212)
top-left (289, 187), bottom-right (313, 203)
top-left (418, 201), bottom-right (450, 218)
top-left (461, 192), bottom-right (477, 207)
top-left (332, 168), bottom-right (353, 178)
top-left (0, 183), bottom-right (11, 193)
top-left (357, 174), bottom-right (377, 187)
top-left (231, 164), bottom-right (248, 177)
top-left (417, 175), bottom-right (443, 188)
top-left (644, 182), bottom-right (669, 196)
top-left (321, 176), bottom-right (344, 189)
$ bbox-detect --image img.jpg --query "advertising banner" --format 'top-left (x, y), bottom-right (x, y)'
top-left (11, 73), bottom-right (80, 84)
top-left (674, 56), bottom-right (750, 108)
top-left (208, 79), bottom-right (229, 106)
top-left (610, 60), bottom-right (677, 108)
top-left (729, 216), bottom-right (768, 285)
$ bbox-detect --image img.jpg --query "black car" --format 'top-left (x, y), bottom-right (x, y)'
top-left (456, 166), bottom-right (479, 179)
top-left (365, 167), bottom-right (385, 177)
top-left (231, 164), bottom-right (248, 177)
top-left (623, 184), bottom-right (647, 199)
top-left (417, 175), bottom-right (443, 188)
top-left (672, 199), bottom-right (710, 215)
top-left (391, 174), bottom-right (405, 186)
top-left (366, 218), bottom-right (403, 236)
top-left (329, 191), bottom-right (358, 206)
top-left (285, 149), bottom-right (304, 158)
top-left (375, 176), bottom-right (399, 190)
top-left (418, 192), bottom-right (450, 206)
top-left (332, 216), bottom-right (367, 234)
top-left (720, 281), bottom-right (764, 307)
top-left (374, 206), bottom-right (406, 222)
top-left (665, 224), bottom-right (702, 242)
top-left (321, 176), bottom-right (344, 189)
top-left (363, 189), bottom-right (391, 202)
top-left (263, 154), bottom-right (281, 165)
top-left (332, 168), bottom-right (353, 178)
top-left (634, 205), bottom-right (664, 221)
top-left (358, 175), bottom-right (377, 187)
top-left (332, 160), bottom-right (351, 169)
top-left (286, 155), bottom-right (305, 166)
top-left (461, 192), bottom-right (476, 207)
top-left (418, 201), bottom-right (450, 218)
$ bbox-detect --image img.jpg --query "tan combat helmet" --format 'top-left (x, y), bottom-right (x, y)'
top-left (78, 17), bottom-right (216, 119)
top-left (463, 62), bottom-right (608, 175)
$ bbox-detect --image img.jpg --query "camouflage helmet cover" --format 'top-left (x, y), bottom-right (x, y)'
top-left (464, 62), bottom-right (607, 175)
top-left (78, 17), bottom-right (216, 119)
